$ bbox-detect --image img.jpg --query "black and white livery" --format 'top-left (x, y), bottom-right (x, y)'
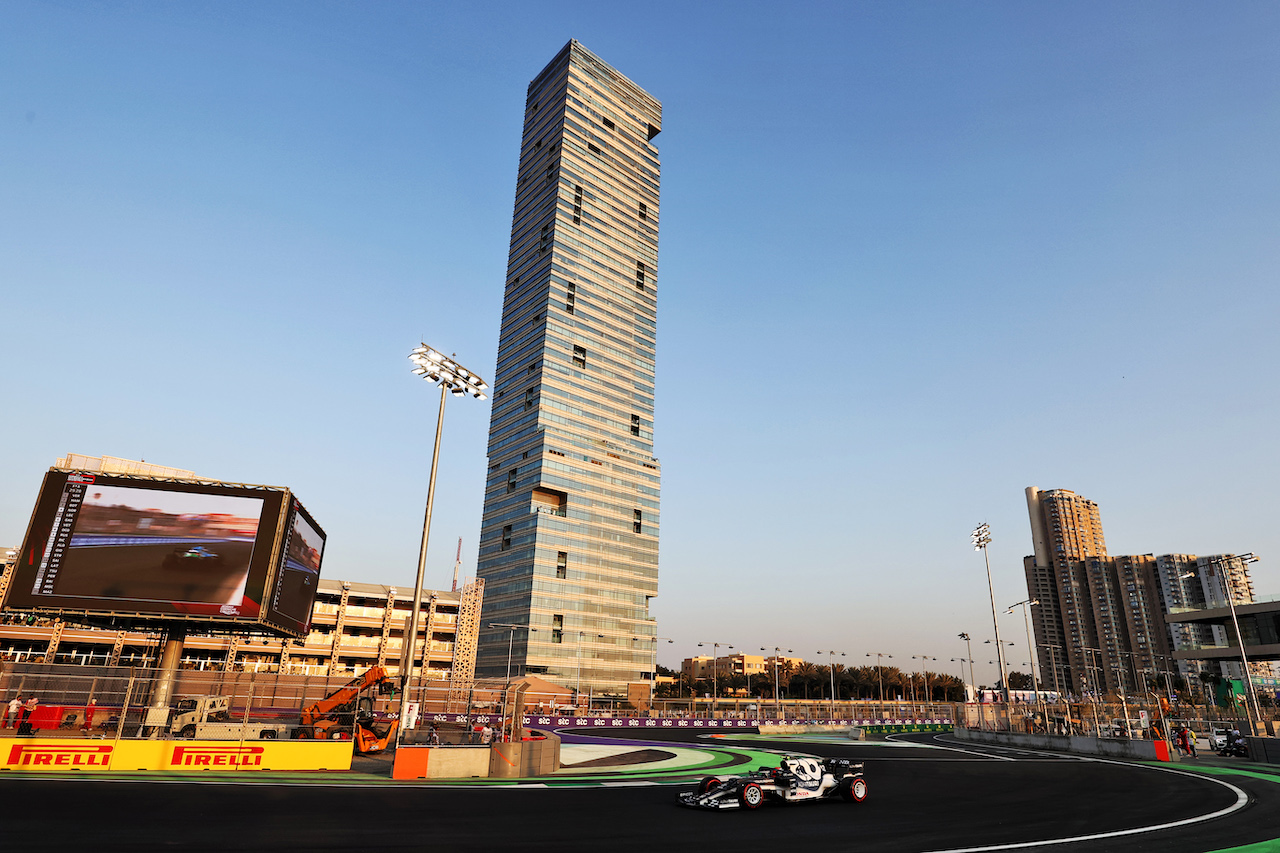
top-left (678, 756), bottom-right (867, 811)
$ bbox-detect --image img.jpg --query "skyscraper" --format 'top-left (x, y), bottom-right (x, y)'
top-left (1024, 487), bottom-right (1124, 695)
top-left (1024, 487), bottom-right (1264, 697)
top-left (474, 41), bottom-right (661, 695)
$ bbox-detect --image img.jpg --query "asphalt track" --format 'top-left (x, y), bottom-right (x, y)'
top-left (1, 729), bottom-right (1278, 852)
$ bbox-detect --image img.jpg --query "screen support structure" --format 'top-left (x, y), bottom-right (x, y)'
top-left (144, 624), bottom-right (187, 738)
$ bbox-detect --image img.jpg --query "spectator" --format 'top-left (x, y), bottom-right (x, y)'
top-left (2, 695), bottom-right (19, 728)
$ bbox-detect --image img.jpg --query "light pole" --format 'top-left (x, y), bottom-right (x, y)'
top-left (972, 523), bottom-right (1010, 707)
top-left (648, 637), bottom-right (673, 706)
top-left (761, 646), bottom-right (792, 720)
top-left (1006, 598), bottom-right (1043, 728)
top-left (912, 655), bottom-right (937, 708)
top-left (950, 659), bottom-right (970, 702)
top-left (818, 650), bottom-right (845, 719)
top-left (489, 623), bottom-right (529, 681)
top-left (400, 344), bottom-right (488, 736)
top-left (697, 642), bottom-right (734, 707)
top-left (958, 633), bottom-right (976, 701)
top-left (867, 653), bottom-right (892, 719)
top-left (1209, 553), bottom-right (1264, 730)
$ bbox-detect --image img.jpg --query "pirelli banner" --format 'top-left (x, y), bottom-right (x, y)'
top-left (2, 740), bottom-right (353, 772)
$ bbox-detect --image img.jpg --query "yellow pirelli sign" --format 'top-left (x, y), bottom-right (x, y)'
top-left (2, 739), bottom-right (353, 772)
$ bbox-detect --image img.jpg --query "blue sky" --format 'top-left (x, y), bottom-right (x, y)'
top-left (3, 1), bottom-right (1278, 682)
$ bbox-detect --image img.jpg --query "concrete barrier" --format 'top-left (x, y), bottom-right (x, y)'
top-left (767, 724), bottom-right (848, 735)
top-left (1246, 737), bottom-right (1280, 764)
top-left (489, 731), bottom-right (561, 778)
top-left (954, 727), bottom-right (1175, 762)
top-left (392, 745), bottom-right (491, 780)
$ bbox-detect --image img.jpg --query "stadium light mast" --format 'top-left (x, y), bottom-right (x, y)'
top-left (973, 523), bottom-right (1010, 705)
top-left (399, 344), bottom-right (487, 737)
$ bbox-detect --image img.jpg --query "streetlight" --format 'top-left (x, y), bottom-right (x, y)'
top-left (399, 344), bottom-right (488, 736)
top-left (867, 653), bottom-right (893, 719)
top-left (761, 646), bottom-right (792, 720)
top-left (818, 650), bottom-right (845, 719)
top-left (1006, 599), bottom-right (1042, 715)
top-left (958, 633), bottom-right (976, 701)
top-left (489, 623), bottom-right (529, 681)
top-left (912, 655), bottom-right (937, 707)
top-left (697, 642), bottom-right (734, 703)
top-left (642, 637), bottom-right (673, 706)
top-left (972, 523), bottom-right (1011, 707)
top-left (1207, 553), bottom-right (1264, 729)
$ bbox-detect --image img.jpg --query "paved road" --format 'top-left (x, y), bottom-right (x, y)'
top-left (1, 729), bottom-right (1276, 852)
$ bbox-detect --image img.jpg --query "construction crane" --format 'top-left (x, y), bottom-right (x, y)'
top-left (452, 537), bottom-right (462, 592)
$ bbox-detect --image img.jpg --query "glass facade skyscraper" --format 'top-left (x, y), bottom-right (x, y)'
top-left (475, 41), bottom-right (661, 695)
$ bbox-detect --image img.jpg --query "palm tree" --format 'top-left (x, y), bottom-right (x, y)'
top-left (793, 662), bottom-right (820, 699)
top-left (830, 663), bottom-right (847, 699)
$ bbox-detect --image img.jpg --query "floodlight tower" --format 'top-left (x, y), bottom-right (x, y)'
top-left (972, 523), bottom-right (1010, 704)
top-left (400, 344), bottom-right (488, 735)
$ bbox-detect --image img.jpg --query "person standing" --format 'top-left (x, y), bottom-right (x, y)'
top-left (2, 696), bottom-right (19, 728)
top-left (23, 696), bottom-right (39, 730)
top-left (82, 697), bottom-right (97, 732)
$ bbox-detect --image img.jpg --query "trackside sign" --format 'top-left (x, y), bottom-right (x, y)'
top-left (1, 740), bottom-right (352, 772)
top-left (7, 744), bottom-right (114, 769)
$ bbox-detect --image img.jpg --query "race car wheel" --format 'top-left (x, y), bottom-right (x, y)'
top-left (840, 775), bottom-right (868, 803)
top-left (696, 777), bottom-right (722, 795)
top-left (739, 782), bottom-right (765, 810)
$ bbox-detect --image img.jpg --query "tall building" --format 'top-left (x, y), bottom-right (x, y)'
top-left (1025, 486), bottom-right (1265, 695)
top-left (474, 41), bottom-right (662, 695)
top-left (1024, 488), bottom-right (1110, 694)
top-left (1156, 553), bottom-right (1260, 681)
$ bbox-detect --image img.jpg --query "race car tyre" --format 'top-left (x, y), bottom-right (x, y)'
top-left (739, 783), bottom-right (765, 810)
top-left (839, 776), bottom-right (868, 802)
top-left (696, 777), bottom-right (722, 795)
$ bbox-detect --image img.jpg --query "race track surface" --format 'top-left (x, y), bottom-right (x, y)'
top-left (1, 729), bottom-right (1277, 852)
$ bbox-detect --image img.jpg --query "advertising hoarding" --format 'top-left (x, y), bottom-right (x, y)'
top-left (3, 470), bottom-right (321, 637)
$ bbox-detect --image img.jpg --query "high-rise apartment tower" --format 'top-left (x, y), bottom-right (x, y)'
top-left (1024, 487), bottom-right (1263, 696)
top-left (1024, 487), bottom-right (1111, 694)
top-left (474, 42), bottom-right (661, 695)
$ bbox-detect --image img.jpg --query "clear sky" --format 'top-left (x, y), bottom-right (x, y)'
top-left (3, 1), bottom-right (1278, 683)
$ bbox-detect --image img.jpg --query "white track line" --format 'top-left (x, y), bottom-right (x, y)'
top-left (883, 732), bottom-right (1016, 761)
top-left (918, 750), bottom-right (1251, 852)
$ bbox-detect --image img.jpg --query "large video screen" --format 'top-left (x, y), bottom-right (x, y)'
top-left (5, 471), bottom-right (287, 624)
top-left (263, 498), bottom-right (326, 636)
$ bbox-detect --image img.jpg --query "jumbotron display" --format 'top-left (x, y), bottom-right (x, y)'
top-left (3, 470), bottom-right (325, 637)
top-left (263, 498), bottom-right (326, 636)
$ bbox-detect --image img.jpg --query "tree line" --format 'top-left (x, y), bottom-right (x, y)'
top-left (656, 662), bottom-right (1000, 703)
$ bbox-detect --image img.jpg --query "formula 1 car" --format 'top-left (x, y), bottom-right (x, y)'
top-left (677, 756), bottom-right (867, 810)
top-left (163, 545), bottom-right (224, 569)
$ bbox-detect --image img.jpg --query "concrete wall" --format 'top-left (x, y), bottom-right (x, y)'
top-left (955, 727), bottom-right (1174, 762)
top-left (1247, 737), bottom-right (1280, 764)
top-left (392, 745), bottom-right (491, 780)
top-left (489, 731), bottom-right (561, 778)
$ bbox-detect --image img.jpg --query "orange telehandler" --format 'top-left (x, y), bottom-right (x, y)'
top-left (294, 665), bottom-right (400, 754)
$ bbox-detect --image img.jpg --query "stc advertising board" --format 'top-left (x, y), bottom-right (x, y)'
top-left (3, 470), bottom-right (325, 638)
